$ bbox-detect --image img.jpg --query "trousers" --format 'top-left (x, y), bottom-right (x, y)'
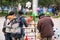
top-left (42, 37), bottom-right (52, 40)
top-left (5, 33), bottom-right (12, 40)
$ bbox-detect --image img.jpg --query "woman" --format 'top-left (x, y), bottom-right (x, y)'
top-left (2, 11), bottom-right (15, 40)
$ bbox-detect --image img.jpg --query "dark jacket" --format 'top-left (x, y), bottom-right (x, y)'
top-left (19, 17), bottom-right (28, 27)
top-left (37, 16), bottom-right (54, 38)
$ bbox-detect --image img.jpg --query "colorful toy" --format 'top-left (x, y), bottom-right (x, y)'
top-left (53, 27), bottom-right (60, 39)
top-left (25, 16), bottom-right (33, 23)
top-left (25, 35), bottom-right (28, 40)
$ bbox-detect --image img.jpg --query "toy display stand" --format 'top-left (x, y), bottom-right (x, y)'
top-left (23, 21), bottom-right (41, 40)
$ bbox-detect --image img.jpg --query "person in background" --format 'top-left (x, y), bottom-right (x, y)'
top-left (37, 14), bottom-right (54, 40)
top-left (47, 6), bottom-right (52, 13)
top-left (52, 6), bottom-right (58, 16)
top-left (39, 6), bottom-right (43, 15)
top-left (2, 11), bottom-right (15, 40)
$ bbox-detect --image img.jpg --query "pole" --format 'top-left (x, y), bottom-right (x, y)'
top-left (32, 0), bottom-right (38, 16)
top-left (32, 0), bottom-right (38, 40)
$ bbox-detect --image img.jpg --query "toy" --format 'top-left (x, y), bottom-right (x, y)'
top-left (53, 27), bottom-right (60, 39)
top-left (25, 16), bottom-right (32, 23)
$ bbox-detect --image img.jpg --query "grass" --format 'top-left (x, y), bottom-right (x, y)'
top-left (0, 11), bottom-right (8, 17)
top-left (0, 12), bottom-right (8, 17)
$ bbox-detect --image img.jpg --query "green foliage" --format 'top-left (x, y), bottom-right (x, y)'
top-left (0, 12), bottom-right (8, 17)
top-left (1, 0), bottom-right (32, 7)
top-left (1, 0), bottom-right (60, 7)
top-left (44, 12), bottom-right (52, 16)
top-left (38, 0), bottom-right (53, 6)
top-left (38, 0), bottom-right (60, 6)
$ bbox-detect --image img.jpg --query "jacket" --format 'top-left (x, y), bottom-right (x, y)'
top-left (3, 16), bottom-right (13, 33)
top-left (37, 16), bottom-right (54, 38)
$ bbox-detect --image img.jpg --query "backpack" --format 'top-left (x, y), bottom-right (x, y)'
top-left (8, 17), bottom-right (22, 34)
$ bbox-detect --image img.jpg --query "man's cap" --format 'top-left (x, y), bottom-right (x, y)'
top-left (38, 13), bottom-right (45, 18)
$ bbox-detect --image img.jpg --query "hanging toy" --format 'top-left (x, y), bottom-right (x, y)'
top-left (25, 16), bottom-right (33, 24)
top-left (25, 35), bottom-right (28, 40)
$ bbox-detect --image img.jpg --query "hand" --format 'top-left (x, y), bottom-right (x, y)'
top-left (2, 28), bottom-right (6, 33)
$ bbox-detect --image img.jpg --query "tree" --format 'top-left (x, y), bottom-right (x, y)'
top-left (38, 0), bottom-right (60, 6)
top-left (38, 0), bottom-right (53, 6)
